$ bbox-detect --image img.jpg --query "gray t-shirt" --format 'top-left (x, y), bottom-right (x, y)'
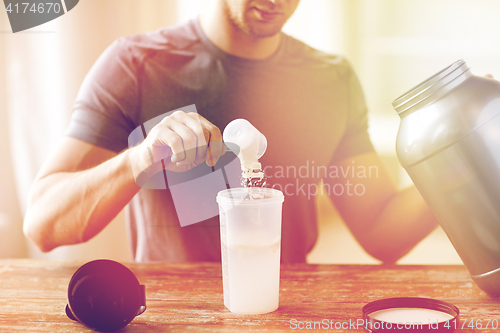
top-left (66, 18), bottom-right (374, 262)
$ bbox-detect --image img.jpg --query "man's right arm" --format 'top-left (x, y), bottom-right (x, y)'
top-left (23, 137), bottom-right (138, 252)
top-left (24, 111), bottom-right (224, 252)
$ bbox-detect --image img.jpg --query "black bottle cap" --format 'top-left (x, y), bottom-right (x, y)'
top-left (66, 259), bottom-right (146, 332)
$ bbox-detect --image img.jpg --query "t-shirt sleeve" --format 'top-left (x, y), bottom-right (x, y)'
top-left (330, 60), bottom-right (375, 163)
top-left (65, 38), bottom-right (138, 153)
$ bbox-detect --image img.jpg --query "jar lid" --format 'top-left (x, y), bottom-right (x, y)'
top-left (66, 260), bottom-right (146, 332)
top-left (362, 297), bottom-right (459, 332)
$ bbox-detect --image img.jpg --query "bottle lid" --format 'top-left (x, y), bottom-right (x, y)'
top-left (66, 260), bottom-right (146, 332)
top-left (362, 297), bottom-right (459, 332)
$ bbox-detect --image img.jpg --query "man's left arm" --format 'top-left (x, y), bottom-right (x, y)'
top-left (325, 151), bottom-right (439, 263)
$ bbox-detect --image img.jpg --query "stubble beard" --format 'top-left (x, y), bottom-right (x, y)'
top-left (223, 2), bottom-right (284, 38)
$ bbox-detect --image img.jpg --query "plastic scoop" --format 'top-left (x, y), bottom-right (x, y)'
top-left (223, 119), bottom-right (267, 186)
top-left (223, 119), bottom-right (267, 162)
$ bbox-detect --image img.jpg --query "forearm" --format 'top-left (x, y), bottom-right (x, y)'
top-left (362, 186), bottom-right (439, 263)
top-left (24, 148), bottom-right (140, 252)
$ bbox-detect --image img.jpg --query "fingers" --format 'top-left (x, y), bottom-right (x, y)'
top-left (150, 127), bottom-right (183, 163)
top-left (166, 122), bottom-right (197, 165)
top-left (150, 110), bottom-right (224, 169)
top-left (485, 73), bottom-right (494, 79)
top-left (169, 111), bottom-right (210, 166)
top-left (192, 113), bottom-right (225, 167)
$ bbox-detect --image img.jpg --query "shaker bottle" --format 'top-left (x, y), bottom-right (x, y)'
top-left (393, 59), bottom-right (500, 295)
top-left (217, 187), bottom-right (284, 314)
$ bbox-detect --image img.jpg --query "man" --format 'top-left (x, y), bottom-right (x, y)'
top-left (23, 0), bottom-right (438, 262)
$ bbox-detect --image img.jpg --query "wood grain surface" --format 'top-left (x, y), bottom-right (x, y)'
top-left (0, 259), bottom-right (499, 332)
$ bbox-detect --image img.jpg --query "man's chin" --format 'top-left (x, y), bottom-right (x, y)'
top-left (247, 23), bottom-right (284, 38)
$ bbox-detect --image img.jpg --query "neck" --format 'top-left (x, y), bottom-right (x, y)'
top-left (199, 4), bottom-right (281, 60)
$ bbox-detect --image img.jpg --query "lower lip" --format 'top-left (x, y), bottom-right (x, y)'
top-left (253, 8), bottom-right (282, 21)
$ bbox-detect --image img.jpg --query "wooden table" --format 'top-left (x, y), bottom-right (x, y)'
top-left (0, 260), bottom-right (499, 332)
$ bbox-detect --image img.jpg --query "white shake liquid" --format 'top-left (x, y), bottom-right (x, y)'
top-left (224, 239), bottom-right (281, 314)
